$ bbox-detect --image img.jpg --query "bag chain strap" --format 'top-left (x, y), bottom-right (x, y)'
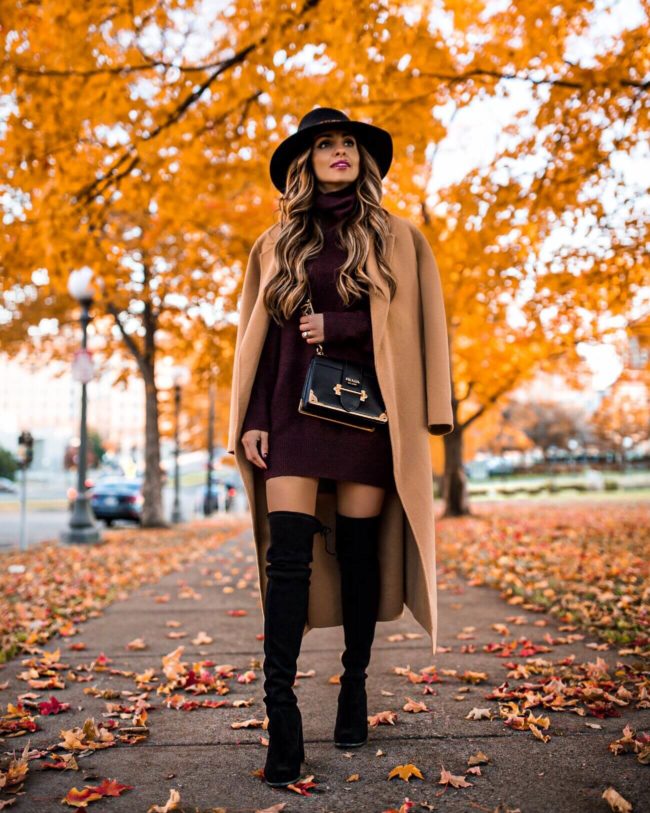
top-left (300, 276), bottom-right (325, 357)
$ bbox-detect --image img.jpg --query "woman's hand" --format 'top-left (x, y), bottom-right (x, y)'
top-left (299, 312), bottom-right (325, 344)
top-left (241, 429), bottom-right (268, 469)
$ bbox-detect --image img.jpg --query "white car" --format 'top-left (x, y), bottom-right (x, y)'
top-left (0, 477), bottom-right (18, 494)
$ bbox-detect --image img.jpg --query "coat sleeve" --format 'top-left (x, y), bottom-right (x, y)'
top-left (227, 233), bottom-right (266, 455)
top-left (240, 317), bottom-right (281, 434)
top-left (413, 226), bottom-right (454, 436)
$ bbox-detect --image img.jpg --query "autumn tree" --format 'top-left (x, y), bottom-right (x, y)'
top-left (504, 398), bottom-right (588, 460)
top-left (591, 371), bottom-right (650, 464)
top-left (1, 0), bottom-right (647, 521)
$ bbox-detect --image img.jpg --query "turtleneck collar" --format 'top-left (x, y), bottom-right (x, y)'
top-left (313, 182), bottom-right (357, 226)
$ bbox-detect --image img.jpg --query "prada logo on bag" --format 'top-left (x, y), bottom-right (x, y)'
top-left (344, 376), bottom-right (360, 385)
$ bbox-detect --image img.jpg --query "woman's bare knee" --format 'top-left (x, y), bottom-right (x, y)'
top-left (266, 476), bottom-right (320, 514)
top-left (336, 481), bottom-right (386, 517)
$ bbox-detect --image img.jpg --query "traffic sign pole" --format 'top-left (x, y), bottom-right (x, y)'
top-left (19, 463), bottom-right (27, 551)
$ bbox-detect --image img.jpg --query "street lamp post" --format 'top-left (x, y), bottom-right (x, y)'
top-left (61, 268), bottom-right (101, 545)
top-left (204, 375), bottom-right (216, 516)
top-left (170, 365), bottom-right (190, 524)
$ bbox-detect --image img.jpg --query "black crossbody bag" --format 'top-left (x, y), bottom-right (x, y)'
top-left (297, 281), bottom-right (388, 432)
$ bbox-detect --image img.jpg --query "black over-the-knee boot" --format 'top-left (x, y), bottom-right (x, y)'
top-left (333, 511), bottom-right (382, 748)
top-left (263, 509), bottom-right (330, 787)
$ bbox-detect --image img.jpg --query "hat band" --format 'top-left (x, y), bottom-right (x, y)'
top-left (303, 118), bottom-right (351, 127)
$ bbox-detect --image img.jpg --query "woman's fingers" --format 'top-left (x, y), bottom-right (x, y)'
top-left (241, 430), bottom-right (268, 469)
top-left (299, 312), bottom-right (324, 343)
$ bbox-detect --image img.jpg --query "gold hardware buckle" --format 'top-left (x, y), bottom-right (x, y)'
top-left (333, 383), bottom-right (368, 401)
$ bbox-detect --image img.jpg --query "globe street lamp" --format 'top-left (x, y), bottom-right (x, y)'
top-left (61, 268), bottom-right (101, 544)
top-left (170, 364), bottom-right (190, 524)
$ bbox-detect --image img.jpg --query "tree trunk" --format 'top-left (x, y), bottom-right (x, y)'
top-left (442, 426), bottom-right (471, 517)
top-left (141, 366), bottom-right (168, 528)
top-left (107, 291), bottom-right (168, 528)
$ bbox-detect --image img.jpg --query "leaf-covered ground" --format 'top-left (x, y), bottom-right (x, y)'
top-left (0, 502), bottom-right (648, 811)
top-left (0, 517), bottom-right (250, 664)
top-left (436, 500), bottom-right (650, 653)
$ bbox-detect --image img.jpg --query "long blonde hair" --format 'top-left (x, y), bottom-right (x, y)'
top-left (263, 141), bottom-right (396, 324)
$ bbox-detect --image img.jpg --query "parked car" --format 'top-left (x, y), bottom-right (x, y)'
top-left (89, 477), bottom-right (144, 526)
top-left (0, 476), bottom-right (18, 494)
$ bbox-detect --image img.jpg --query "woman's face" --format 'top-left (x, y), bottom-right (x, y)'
top-left (310, 128), bottom-right (360, 191)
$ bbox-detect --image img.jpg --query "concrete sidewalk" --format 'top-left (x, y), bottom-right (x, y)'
top-left (1, 519), bottom-right (648, 812)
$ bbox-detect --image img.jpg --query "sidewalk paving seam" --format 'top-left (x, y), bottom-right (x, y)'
top-left (114, 733), bottom-right (520, 747)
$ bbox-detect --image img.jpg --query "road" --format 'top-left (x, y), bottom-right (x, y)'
top-left (0, 486), bottom-right (248, 549)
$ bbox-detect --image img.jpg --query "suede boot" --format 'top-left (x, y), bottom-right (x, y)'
top-left (263, 509), bottom-right (329, 786)
top-left (333, 511), bottom-right (381, 748)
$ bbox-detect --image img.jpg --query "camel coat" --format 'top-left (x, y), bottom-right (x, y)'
top-left (226, 211), bottom-right (454, 655)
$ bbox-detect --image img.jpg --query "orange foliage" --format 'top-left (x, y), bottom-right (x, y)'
top-left (0, 0), bottom-right (647, 455)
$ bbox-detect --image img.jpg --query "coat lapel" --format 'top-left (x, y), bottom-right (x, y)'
top-left (258, 220), bottom-right (396, 351)
top-left (366, 230), bottom-right (395, 352)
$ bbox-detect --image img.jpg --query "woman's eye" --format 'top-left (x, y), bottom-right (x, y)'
top-left (318, 138), bottom-right (355, 147)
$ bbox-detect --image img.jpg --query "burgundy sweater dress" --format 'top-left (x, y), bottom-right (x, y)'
top-left (240, 182), bottom-right (396, 494)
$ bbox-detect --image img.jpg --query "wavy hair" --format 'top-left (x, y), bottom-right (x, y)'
top-left (263, 140), bottom-right (396, 325)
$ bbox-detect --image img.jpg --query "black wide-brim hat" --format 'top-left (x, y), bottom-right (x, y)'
top-left (269, 106), bottom-right (393, 194)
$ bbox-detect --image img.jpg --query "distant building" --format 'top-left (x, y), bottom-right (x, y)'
top-left (0, 355), bottom-right (145, 473)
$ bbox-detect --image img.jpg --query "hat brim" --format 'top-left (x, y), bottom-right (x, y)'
top-left (269, 120), bottom-right (393, 193)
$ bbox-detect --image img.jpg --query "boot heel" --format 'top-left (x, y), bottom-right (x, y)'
top-left (264, 705), bottom-right (302, 787)
top-left (334, 680), bottom-right (368, 747)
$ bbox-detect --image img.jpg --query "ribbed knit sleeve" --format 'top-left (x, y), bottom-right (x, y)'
top-left (322, 310), bottom-right (373, 355)
top-left (241, 318), bottom-right (281, 435)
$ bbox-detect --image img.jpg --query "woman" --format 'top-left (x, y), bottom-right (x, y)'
top-left (227, 107), bottom-right (454, 787)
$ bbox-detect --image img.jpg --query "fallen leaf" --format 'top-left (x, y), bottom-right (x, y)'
top-left (602, 787), bottom-right (632, 813)
top-left (91, 778), bottom-right (134, 797)
top-left (126, 638), bottom-right (147, 650)
top-left (438, 766), bottom-right (472, 788)
top-left (403, 697), bottom-right (429, 713)
top-left (368, 710), bottom-right (398, 727)
top-left (465, 707), bottom-right (493, 720)
top-left (286, 775), bottom-right (318, 796)
top-left (467, 750), bottom-right (490, 766)
top-left (230, 718), bottom-right (265, 729)
top-left (147, 788), bottom-right (181, 813)
top-left (192, 631), bottom-right (213, 646)
top-left (387, 763), bottom-right (424, 782)
top-left (458, 670), bottom-right (488, 684)
top-left (61, 787), bottom-right (103, 808)
top-left (38, 695), bottom-right (71, 715)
